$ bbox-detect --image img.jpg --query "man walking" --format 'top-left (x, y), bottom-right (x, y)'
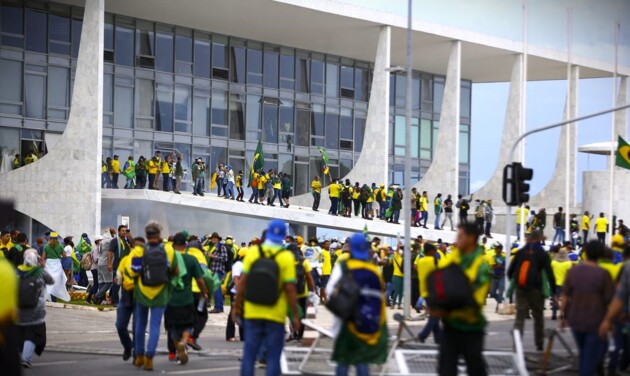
top-left (233, 220), bottom-right (299, 376)
top-left (552, 207), bottom-right (566, 245)
top-left (442, 194), bottom-right (455, 231)
top-left (419, 191), bottom-right (429, 228)
top-left (206, 233), bottom-right (228, 313)
top-left (455, 194), bottom-right (470, 225)
top-left (581, 211), bottom-right (592, 243)
top-left (328, 179), bottom-right (341, 216)
top-left (111, 155), bottom-right (121, 189)
top-left (508, 230), bottom-right (556, 351)
top-left (108, 225), bottom-right (132, 306)
top-left (311, 176), bottom-right (322, 211)
top-left (434, 193), bottom-right (443, 230)
top-left (484, 200), bottom-right (494, 238)
top-left (595, 212), bottom-right (609, 244)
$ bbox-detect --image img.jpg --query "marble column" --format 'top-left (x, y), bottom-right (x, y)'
top-left (472, 54), bottom-right (523, 200)
top-left (530, 65), bottom-right (579, 210)
top-left (414, 41), bottom-right (461, 196)
top-left (289, 26), bottom-right (391, 209)
top-left (0, 0), bottom-right (104, 237)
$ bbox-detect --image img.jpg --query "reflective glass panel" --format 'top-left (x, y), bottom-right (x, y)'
top-left (175, 35), bottom-right (192, 62)
top-left (263, 51), bottom-right (279, 89)
top-left (1, 4), bottom-right (22, 35)
top-left (114, 84), bottom-right (133, 128)
top-left (296, 57), bottom-right (309, 93)
top-left (156, 33), bottom-right (173, 72)
top-left (211, 90), bottom-right (227, 125)
top-left (339, 113), bottom-right (352, 139)
top-left (326, 63), bottom-right (338, 98)
top-left (194, 39), bottom-right (210, 78)
top-left (25, 74), bottom-right (45, 118)
top-left (229, 45), bottom-right (245, 83)
top-left (433, 77), bottom-right (445, 114)
top-left (395, 74), bottom-right (406, 108)
top-left (411, 118), bottom-right (419, 158)
top-left (354, 68), bottom-right (368, 102)
top-left (246, 95), bottom-right (261, 132)
top-left (280, 54), bottom-right (294, 90)
top-left (47, 66), bottom-right (69, 107)
top-left (212, 42), bottom-right (227, 68)
top-left (295, 109), bottom-right (309, 147)
top-left (229, 94), bottom-right (245, 140)
top-left (135, 79), bottom-right (154, 128)
top-left (311, 60), bottom-right (324, 94)
top-left (174, 85), bottom-right (191, 121)
top-left (71, 18), bottom-right (81, 58)
top-left (192, 96), bottom-right (209, 136)
top-left (156, 84), bottom-right (173, 132)
top-left (412, 76), bottom-right (421, 111)
top-left (461, 83), bottom-right (471, 118)
top-left (103, 73), bottom-right (113, 113)
top-left (325, 112), bottom-right (338, 149)
top-left (459, 131), bottom-right (469, 163)
top-left (49, 14), bottom-right (70, 42)
top-left (136, 21), bottom-right (154, 56)
top-left (247, 48), bottom-right (262, 86)
top-left (420, 119), bottom-right (431, 149)
top-left (340, 66), bottom-right (353, 89)
top-left (311, 105), bottom-right (324, 136)
top-left (354, 116), bottom-right (365, 152)
top-left (115, 25), bottom-right (134, 66)
top-left (25, 9), bottom-right (47, 53)
top-left (263, 104), bottom-right (278, 143)
top-left (0, 59), bottom-right (22, 102)
top-left (394, 115), bottom-right (405, 156)
top-left (104, 18), bottom-right (113, 50)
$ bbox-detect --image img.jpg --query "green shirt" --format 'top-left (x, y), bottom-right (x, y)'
top-left (43, 243), bottom-right (64, 259)
top-left (168, 253), bottom-right (203, 307)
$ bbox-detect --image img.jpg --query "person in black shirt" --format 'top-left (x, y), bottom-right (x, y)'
top-left (442, 194), bottom-right (455, 231)
top-left (6, 233), bottom-right (29, 268)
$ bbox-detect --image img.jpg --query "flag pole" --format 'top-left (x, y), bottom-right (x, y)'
top-left (609, 22), bottom-right (619, 239)
top-left (518, 0), bottom-right (529, 241)
top-left (564, 8), bottom-right (573, 238)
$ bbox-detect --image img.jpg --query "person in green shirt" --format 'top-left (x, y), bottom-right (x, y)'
top-left (165, 233), bottom-right (207, 365)
top-left (434, 193), bottom-right (443, 230)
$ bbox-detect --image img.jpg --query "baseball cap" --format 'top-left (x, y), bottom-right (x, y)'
top-left (94, 235), bottom-right (104, 242)
top-left (266, 219), bottom-right (287, 244)
top-left (349, 233), bottom-right (369, 260)
top-left (296, 236), bottom-right (304, 246)
top-left (49, 232), bottom-right (59, 239)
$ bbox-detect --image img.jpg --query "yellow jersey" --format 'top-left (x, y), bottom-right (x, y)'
top-left (595, 217), bottom-right (608, 233)
top-left (329, 183), bottom-right (341, 198)
top-left (419, 196), bottom-right (428, 211)
top-left (297, 259), bottom-right (313, 298)
top-left (311, 179), bottom-right (322, 193)
top-left (599, 259), bottom-right (623, 281)
top-left (581, 215), bottom-right (590, 230)
top-left (551, 260), bottom-right (573, 286)
top-left (148, 160), bottom-right (158, 174)
top-left (515, 207), bottom-right (529, 225)
top-left (110, 159), bottom-right (120, 173)
top-left (321, 249), bottom-right (332, 275)
top-left (161, 161), bottom-right (171, 174)
top-left (415, 256), bottom-right (437, 298)
top-left (392, 252), bottom-right (404, 277)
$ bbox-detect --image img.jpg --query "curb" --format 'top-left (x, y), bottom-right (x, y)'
top-left (47, 345), bottom-right (243, 358)
top-left (45, 301), bottom-right (116, 312)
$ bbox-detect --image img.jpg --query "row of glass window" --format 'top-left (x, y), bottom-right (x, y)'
top-left (388, 166), bottom-right (470, 196)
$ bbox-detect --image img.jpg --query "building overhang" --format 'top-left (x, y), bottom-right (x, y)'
top-left (57, 0), bottom-right (627, 83)
top-left (578, 141), bottom-right (617, 156)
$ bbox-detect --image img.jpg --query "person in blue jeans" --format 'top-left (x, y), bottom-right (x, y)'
top-left (232, 219), bottom-right (300, 376)
top-left (126, 221), bottom-right (178, 371)
top-left (205, 232), bottom-right (228, 313)
top-left (489, 245), bottom-right (506, 312)
top-left (114, 253), bottom-right (135, 362)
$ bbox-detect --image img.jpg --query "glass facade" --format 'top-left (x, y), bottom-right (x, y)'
top-left (0, 0), bottom-right (471, 194)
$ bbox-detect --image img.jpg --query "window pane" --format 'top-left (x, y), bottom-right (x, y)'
top-left (325, 112), bottom-right (338, 149)
top-left (311, 60), bottom-right (324, 94)
top-left (115, 25), bottom-right (134, 66)
top-left (279, 105), bottom-right (293, 144)
top-left (156, 84), bottom-right (173, 132)
top-left (229, 45), bottom-right (245, 83)
top-left (420, 119), bottom-right (431, 149)
top-left (294, 162), bottom-right (308, 195)
top-left (459, 131), bottom-right (469, 163)
top-left (263, 51), bottom-right (278, 89)
top-left (395, 74), bottom-right (406, 108)
top-left (326, 63), bottom-right (338, 98)
top-left (229, 94), bottom-right (245, 140)
top-left (296, 57), bottom-right (309, 93)
top-left (0, 59), bottom-right (22, 102)
top-left (211, 91), bottom-right (227, 125)
top-left (25, 74), bottom-right (45, 118)
top-left (432, 121), bottom-right (439, 154)
top-left (354, 68), bottom-right (368, 102)
top-left (280, 54), bottom-right (294, 89)
top-left (211, 146), bottom-right (227, 170)
top-left (71, 18), bottom-right (82, 58)
top-left (194, 39), bottom-right (210, 78)
top-left (174, 85), bottom-right (191, 123)
top-left (461, 84), bottom-right (471, 118)
top-left (340, 113), bottom-right (352, 139)
top-left (193, 96), bottom-right (209, 136)
top-left (103, 73), bottom-right (113, 113)
top-left (412, 76), bottom-right (420, 111)
top-left (339, 158), bottom-right (352, 178)
top-left (25, 9), bottom-right (47, 53)
top-left (175, 35), bottom-right (192, 62)
top-left (156, 32), bottom-right (173, 72)
top-left (263, 104), bottom-right (278, 143)
top-left (246, 95), bottom-right (261, 133)
top-left (136, 21), bottom-right (154, 56)
top-left (49, 14), bottom-right (70, 42)
top-left (104, 18), bottom-right (113, 50)
top-left (114, 85), bottom-right (133, 128)
top-left (354, 116), bottom-right (365, 152)
top-left (48, 66), bottom-right (69, 107)
top-left (433, 77), bottom-right (445, 114)
top-left (394, 115), bottom-right (405, 156)
top-left (411, 119), bottom-right (419, 158)
top-left (421, 75), bottom-right (432, 109)
top-left (1, 4), bottom-right (23, 35)
top-left (311, 105), bottom-right (323, 136)
top-left (247, 48), bottom-right (262, 86)
top-left (135, 79), bottom-right (154, 127)
top-left (295, 109), bottom-right (309, 147)
top-left (340, 66), bottom-right (353, 89)
top-left (212, 42), bottom-right (227, 68)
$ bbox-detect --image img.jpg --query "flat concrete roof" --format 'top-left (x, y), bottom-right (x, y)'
top-left (57, 0), bottom-right (628, 83)
top-left (578, 141), bottom-right (617, 155)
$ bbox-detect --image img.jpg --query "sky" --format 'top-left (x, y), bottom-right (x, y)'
top-left (337, 0), bottom-right (630, 201)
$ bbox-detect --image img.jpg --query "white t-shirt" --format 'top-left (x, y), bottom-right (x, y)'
top-left (231, 260), bottom-right (243, 294)
top-left (64, 245), bottom-right (73, 258)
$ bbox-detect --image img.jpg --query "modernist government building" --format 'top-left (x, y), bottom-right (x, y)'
top-left (0, 0), bottom-right (627, 240)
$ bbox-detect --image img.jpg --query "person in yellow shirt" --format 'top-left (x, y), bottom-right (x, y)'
top-left (0, 230), bottom-right (14, 257)
top-left (161, 154), bottom-right (172, 192)
top-left (391, 244), bottom-right (404, 309)
top-left (290, 246), bottom-right (316, 341)
top-left (550, 249), bottom-right (572, 320)
top-left (311, 176), bottom-right (322, 211)
top-left (110, 155), bottom-right (121, 189)
top-left (0, 256), bottom-right (19, 372)
top-left (515, 205), bottom-right (530, 240)
top-left (416, 243), bottom-right (440, 343)
top-left (235, 170), bottom-right (244, 201)
top-left (581, 211), bottom-right (592, 243)
top-left (419, 191), bottom-right (429, 228)
top-left (232, 220), bottom-right (299, 375)
top-left (147, 157), bottom-right (159, 190)
top-left (328, 180), bottom-right (341, 216)
top-left (248, 171), bottom-right (260, 204)
top-left (257, 171), bottom-right (268, 205)
top-left (320, 240), bottom-right (332, 302)
top-left (595, 212), bottom-right (609, 244)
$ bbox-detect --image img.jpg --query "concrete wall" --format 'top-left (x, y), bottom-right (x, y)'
top-left (582, 169), bottom-right (630, 226)
top-left (0, 0), bottom-right (103, 238)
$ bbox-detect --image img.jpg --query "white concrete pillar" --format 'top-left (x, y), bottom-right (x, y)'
top-left (472, 54), bottom-right (523, 200)
top-left (414, 40), bottom-right (461, 197)
top-left (531, 65), bottom-right (579, 211)
top-left (0, 0), bottom-right (104, 237)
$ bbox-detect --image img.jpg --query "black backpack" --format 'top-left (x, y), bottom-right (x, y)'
top-left (326, 262), bottom-right (360, 320)
top-left (224, 245), bottom-right (235, 271)
top-left (245, 246), bottom-right (283, 306)
top-left (141, 244), bottom-right (170, 287)
top-left (19, 275), bottom-right (43, 309)
top-left (341, 186), bottom-right (350, 200)
top-left (287, 244), bottom-right (307, 295)
top-left (426, 263), bottom-right (477, 311)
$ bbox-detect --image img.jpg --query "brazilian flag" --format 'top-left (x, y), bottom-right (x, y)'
top-left (318, 147), bottom-right (330, 175)
top-left (249, 140), bottom-right (265, 187)
top-left (617, 136), bottom-right (630, 170)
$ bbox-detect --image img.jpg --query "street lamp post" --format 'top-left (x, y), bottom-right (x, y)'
top-left (402, 0), bottom-right (413, 319)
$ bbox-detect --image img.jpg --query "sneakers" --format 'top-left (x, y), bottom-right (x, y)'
top-left (134, 355), bottom-right (145, 368)
top-left (21, 361), bottom-right (31, 368)
top-left (176, 341), bottom-right (188, 365)
top-left (208, 309), bottom-right (223, 314)
top-left (123, 348), bottom-right (132, 361)
top-left (168, 353), bottom-right (177, 362)
top-left (143, 356), bottom-right (153, 371)
top-left (187, 337), bottom-right (202, 351)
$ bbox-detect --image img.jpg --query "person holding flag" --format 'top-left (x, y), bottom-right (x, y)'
top-left (318, 147), bottom-right (331, 182)
top-left (248, 140), bottom-right (265, 203)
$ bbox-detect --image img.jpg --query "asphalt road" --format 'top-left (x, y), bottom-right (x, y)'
top-left (18, 304), bottom-right (578, 375)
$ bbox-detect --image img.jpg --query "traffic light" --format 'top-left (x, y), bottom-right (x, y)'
top-left (502, 162), bottom-right (534, 206)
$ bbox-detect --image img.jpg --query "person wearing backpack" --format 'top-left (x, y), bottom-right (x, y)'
top-left (184, 237), bottom-right (210, 351)
top-left (325, 233), bottom-right (388, 376)
top-left (434, 193), bottom-right (444, 230)
top-left (418, 191), bottom-right (429, 228)
top-left (6, 232), bottom-right (29, 269)
top-left (205, 232), bottom-right (229, 314)
top-left (456, 194), bottom-right (471, 225)
top-left (126, 221), bottom-right (179, 371)
top-left (341, 179), bottom-right (352, 217)
top-left (226, 247), bottom-right (247, 342)
top-left (17, 249), bottom-right (54, 368)
top-left (233, 219), bottom-right (299, 376)
top-left (108, 225), bottom-right (132, 306)
top-left (507, 230), bottom-right (556, 352)
top-left (287, 240), bottom-right (316, 342)
top-left (416, 243), bottom-right (441, 343)
top-left (375, 184), bottom-right (388, 220)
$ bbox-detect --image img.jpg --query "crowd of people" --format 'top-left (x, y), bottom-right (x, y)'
top-left (2, 206), bottom-right (630, 375)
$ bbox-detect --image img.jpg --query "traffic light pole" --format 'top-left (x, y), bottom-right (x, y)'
top-left (503, 103), bottom-right (630, 272)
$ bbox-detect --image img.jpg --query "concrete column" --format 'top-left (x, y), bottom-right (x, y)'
top-left (0, 0), bottom-right (104, 237)
top-left (288, 26), bottom-right (390, 209)
top-left (530, 65), bottom-right (579, 211)
top-left (414, 40), bottom-right (461, 196)
top-left (615, 76), bottom-right (628, 139)
top-left (472, 54), bottom-right (523, 200)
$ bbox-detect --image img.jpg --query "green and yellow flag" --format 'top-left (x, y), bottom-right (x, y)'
top-left (249, 140), bottom-right (265, 187)
top-left (318, 147), bottom-right (330, 175)
top-left (617, 136), bottom-right (630, 170)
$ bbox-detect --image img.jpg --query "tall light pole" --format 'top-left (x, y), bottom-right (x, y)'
top-left (402, 0), bottom-right (413, 319)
